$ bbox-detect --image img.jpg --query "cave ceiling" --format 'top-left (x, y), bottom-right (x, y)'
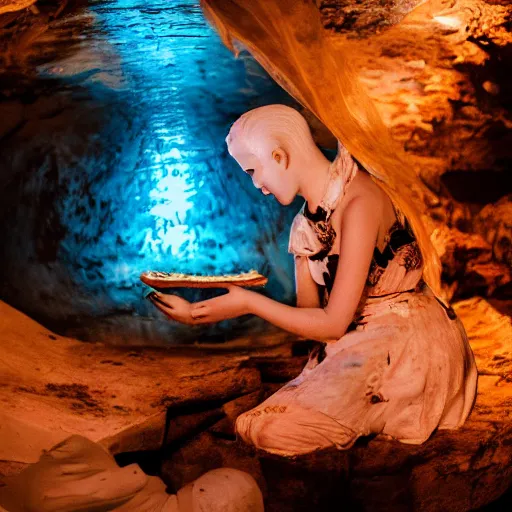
top-left (2, 0), bottom-right (510, 192)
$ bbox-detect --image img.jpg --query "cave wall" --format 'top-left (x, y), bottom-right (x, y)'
top-left (0, 0), bottom-right (300, 344)
top-left (0, 0), bottom-right (510, 344)
top-left (315, 0), bottom-right (512, 300)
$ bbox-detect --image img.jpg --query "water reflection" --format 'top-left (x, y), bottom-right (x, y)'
top-left (0, 0), bottom-right (299, 344)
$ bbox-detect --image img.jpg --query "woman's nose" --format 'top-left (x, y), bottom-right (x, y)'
top-left (252, 176), bottom-right (262, 189)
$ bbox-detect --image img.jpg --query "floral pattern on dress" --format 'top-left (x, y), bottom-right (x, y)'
top-left (367, 217), bottom-right (423, 290)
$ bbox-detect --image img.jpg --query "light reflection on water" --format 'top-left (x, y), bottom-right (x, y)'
top-left (0, 0), bottom-right (300, 344)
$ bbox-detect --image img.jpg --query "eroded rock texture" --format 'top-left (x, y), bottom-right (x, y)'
top-left (316, 0), bottom-right (426, 35)
top-left (474, 194), bottom-right (512, 267)
top-left (311, 0), bottom-right (512, 301)
top-left (0, 0), bottom-right (36, 15)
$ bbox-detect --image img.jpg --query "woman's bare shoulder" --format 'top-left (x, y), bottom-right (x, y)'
top-left (344, 172), bottom-right (386, 214)
top-left (348, 173), bottom-right (400, 245)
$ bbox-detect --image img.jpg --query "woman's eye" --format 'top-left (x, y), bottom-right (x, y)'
top-left (244, 169), bottom-right (255, 176)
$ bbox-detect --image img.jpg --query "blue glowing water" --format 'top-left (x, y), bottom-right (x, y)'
top-left (0, 0), bottom-right (301, 343)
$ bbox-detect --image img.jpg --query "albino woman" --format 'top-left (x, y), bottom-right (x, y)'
top-left (151, 105), bottom-right (477, 457)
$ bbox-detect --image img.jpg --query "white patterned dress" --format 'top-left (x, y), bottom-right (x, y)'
top-left (236, 160), bottom-right (478, 457)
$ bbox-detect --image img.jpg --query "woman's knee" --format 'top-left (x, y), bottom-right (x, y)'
top-left (236, 405), bottom-right (357, 456)
top-left (235, 405), bottom-right (286, 448)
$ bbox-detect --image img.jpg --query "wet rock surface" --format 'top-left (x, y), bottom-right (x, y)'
top-left (0, 0), bottom-right (298, 345)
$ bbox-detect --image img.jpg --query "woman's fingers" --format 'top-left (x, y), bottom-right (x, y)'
top-left (153, 297), bottom-right (176, 312)
top-left (150, 295), bottom-right (183, 318)
top-left (149, 296), bottom-right (174, 315)
top-left (153, 292), bottom-right (179, 308)
top-left (191, 303), bottom-right (209, 319)
top-left (151, 292), bottom-right (191, 309)
top-left (151, 298), bottom-right (194, 324)
top-left (148, 291), bottom-right (231, 324)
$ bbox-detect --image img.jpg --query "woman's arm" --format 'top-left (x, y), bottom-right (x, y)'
top-left (247, 195), bottom-right (379, 340)
top-left (294, 255), bottom-right (321, 308)
top-left (190, 195), bottom-right (380, 342)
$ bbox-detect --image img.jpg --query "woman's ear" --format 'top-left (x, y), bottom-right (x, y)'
top-left (272, 148), bottom-right (289, 169)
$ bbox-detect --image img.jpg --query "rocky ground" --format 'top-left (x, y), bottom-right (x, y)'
top-left (0, 296), bottom-right (510, 511)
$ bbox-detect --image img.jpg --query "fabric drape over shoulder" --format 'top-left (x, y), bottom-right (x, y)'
top-left (200, 0), bottom-right (443, 298)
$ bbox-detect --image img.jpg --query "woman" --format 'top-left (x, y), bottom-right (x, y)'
top-left (149, 104), bottom-right (477, 457)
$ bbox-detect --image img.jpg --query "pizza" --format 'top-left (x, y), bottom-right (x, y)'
top-left (140, 269), bottom-right (268, 288)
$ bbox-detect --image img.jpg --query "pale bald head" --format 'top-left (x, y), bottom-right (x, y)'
top-left (225, 105), bottom-right (325, 205)
top-left (226, 104), bottom-right (317, 161)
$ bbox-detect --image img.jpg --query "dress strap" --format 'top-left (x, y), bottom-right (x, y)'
top-left (288, 142), bottom-right (358, 258)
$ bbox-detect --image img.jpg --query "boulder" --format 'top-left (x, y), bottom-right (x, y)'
top-left (474, 195), bottom-right (512, 267)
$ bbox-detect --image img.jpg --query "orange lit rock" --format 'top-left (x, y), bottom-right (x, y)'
top-left (430, 224), bottom-right (511, 298)
top-left (316, 0), bottom-right (425, 35)
top-left (474, 195), bottom-right (512, 267)
top-left (0, 0), bottom-right (36, 16)
top-left (152, 297), bottom-right (512, 511)
top-left (0, 300), bottom-right (261, 470)
top-left (314, 1), bottom-right (512, 301)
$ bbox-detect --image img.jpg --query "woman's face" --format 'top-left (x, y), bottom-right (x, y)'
top-left (228, 138), bottom-right (297, 205)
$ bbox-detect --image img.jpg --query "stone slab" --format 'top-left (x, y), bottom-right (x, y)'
top-left (0, 301), bottom-right (261, 466)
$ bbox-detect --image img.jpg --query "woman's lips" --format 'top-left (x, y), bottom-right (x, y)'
top-left (261, 186), bottom-right (271, 195)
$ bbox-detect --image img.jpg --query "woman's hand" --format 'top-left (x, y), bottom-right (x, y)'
top-left (190, 285), bottom-right (251, 323)
top-left (148, 292), bottom-right (195, 325)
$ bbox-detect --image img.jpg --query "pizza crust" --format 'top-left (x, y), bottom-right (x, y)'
top-left (140, 270), bottom-right (268, 288)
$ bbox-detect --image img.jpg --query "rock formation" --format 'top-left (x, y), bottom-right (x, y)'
top-left (314, 0), bottom-right (512, 300)
top-left (0, 0), bottom-right (511, 510)
top-left (1, 296), bottom-right (511, 511)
